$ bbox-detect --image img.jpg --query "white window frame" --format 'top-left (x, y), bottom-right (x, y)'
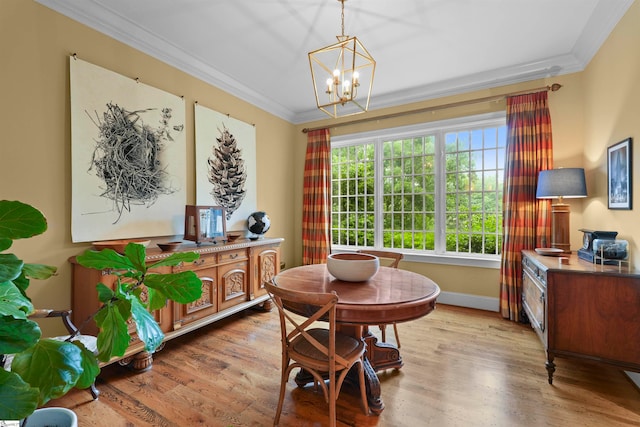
top-left (331, 112), bottom-right (506, 269)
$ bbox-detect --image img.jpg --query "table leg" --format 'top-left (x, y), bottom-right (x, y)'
top-left (362, 327), bottom-right (403, 372)
top-left (361, 356), bottom-right (384, 414)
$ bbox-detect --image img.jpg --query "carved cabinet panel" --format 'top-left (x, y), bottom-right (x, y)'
top-left (173, 267), bottom-right (218, 330)
top-left (218, 260), bottom-right (248, 310)
top-left (251, 244), bottom-right (281, 298)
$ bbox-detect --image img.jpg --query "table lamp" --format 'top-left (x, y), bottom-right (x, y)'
top-left (536, 168), bottom-right (587, 253)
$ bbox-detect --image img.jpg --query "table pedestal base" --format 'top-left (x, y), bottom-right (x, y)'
top-left (293, 326), bottom-right (402, 415)
top-left (293, 359), bottom-right (385, 415)
top-left (363, 328), bottom-right (403, 371)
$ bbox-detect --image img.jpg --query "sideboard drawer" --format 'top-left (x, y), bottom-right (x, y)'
top-left (522, 268), bottom-right (545, 335)
top-left (174, 253), bottom-right (218, 271)
top-left (218, 249), bottom-right (248, 264)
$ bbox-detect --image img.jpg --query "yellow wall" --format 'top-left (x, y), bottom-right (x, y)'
top-left (2, 1), bottom-right (638, 324)
top-left (0, 2), bottom-right (297, 323)
top-left (582, 1), bottom-right (640, 266)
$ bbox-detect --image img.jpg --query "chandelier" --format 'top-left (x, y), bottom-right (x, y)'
top-left (308, 0), bottom-right (376, 118)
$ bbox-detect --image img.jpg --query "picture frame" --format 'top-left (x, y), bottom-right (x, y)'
top-left (183, 205), bottom-right (227, 245)
top-left (607, 137), bottom-right (632, 210)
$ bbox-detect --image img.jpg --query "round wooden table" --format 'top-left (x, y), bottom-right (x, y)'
top-left (273, 264), bottom-right (441, 414)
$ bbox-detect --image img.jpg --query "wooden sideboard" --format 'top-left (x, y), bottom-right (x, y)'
top-left (70, 237), bottom-right (282, 370)
top-left (521, 250), bottom-right (640, 384)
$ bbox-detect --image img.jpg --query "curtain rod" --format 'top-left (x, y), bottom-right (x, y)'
top-left (302, 83), bottom-right (562, 133)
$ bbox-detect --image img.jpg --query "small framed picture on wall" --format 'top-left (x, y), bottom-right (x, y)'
top-left (607, 137), bottom-right (632, 210)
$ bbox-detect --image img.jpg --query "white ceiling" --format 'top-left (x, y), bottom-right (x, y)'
top-left (37, 0), bottom-right (634, 124)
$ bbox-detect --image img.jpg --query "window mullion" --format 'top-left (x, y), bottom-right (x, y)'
top-left (374, 137), bottom-right (384, 248)
top-left (434, 130), bottom-right (446, 254)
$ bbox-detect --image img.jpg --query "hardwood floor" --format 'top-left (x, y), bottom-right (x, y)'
top-left (50, 304), bottom-right (640, 426)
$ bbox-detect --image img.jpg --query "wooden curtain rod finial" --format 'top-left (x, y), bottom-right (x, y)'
top-left (550, 83), bottom-right (562, 92)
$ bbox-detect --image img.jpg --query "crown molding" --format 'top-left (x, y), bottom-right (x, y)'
top-left (36, 0), bottom-right (633, 126)
top-left (35, 0), bottom-right (298, 122)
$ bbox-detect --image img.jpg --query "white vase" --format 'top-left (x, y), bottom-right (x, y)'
top-left (23, 408), bottom-right (78, 427)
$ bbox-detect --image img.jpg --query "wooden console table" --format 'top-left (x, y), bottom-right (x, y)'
top-left (70, 237), bottom-right (282, 370)
top-left (521, 250), bottom-right (640, 384)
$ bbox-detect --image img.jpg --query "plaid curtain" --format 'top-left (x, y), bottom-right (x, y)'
top-left (500, 91), bottom-right (553, 321)
top-left (302, 128), bottom-right (331, 265)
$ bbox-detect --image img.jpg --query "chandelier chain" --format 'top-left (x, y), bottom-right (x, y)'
top-left (340, 0), bottom-right (345, 36)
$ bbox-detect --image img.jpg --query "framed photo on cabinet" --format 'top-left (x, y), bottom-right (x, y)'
top-left (607, 137), bottom-right (632, 210)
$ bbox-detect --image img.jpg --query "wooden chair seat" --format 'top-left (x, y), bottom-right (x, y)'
top-left (290, 328), bottom-right (365, 365)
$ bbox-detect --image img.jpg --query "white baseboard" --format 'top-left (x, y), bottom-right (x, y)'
top-left (437, 291), bottom-right (500, 312)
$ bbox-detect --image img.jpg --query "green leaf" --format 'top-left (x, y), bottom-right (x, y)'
top-left (22, 263), bottom-right (57, 280)
top-left (0, 281), bottom-right (33, 318)
top-left (0, 369), bottom-right (39, 421)
top-left (149, 251), bottom-right (200, 269)
top-left (0, 200), bottom-right (47, 240)
top-left (76, 249), bottom-right (136, 271)
top-left (94, 300), bottom-right (131, 362)
top-left (72, 341), bottom-right (100, 390)
top-left (11, 271), bottom-right (30, 295)
top-left (11, 339), bottom-right (83, 406)
top-left (96, 282), bottom-right (115, 303)
top-left (144, 271), bottom-right (203, 304)
top-left (147, 287), bottom-right (167, 312)
top-left (0, 253), bottom-right (24, 283)
top-left (0, 237), bottom-right (11, 252)
top-left (123, 243), bottom-right (148, 272)
top-left (129, 297), bottom-right (164, 353)
top-left (0, 315), bottom-right (40, 354)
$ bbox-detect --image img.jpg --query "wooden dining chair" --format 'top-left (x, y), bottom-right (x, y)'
top-left (265, 281), bottom-right (369, 427)
top-left (357, 249), bottom-right (404, 348)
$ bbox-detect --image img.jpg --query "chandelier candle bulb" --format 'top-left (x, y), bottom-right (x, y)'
top-left (343, 80), bottom-right (350, 95)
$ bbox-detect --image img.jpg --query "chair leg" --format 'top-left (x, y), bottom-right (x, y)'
top-left (393, 323), bottom-right (401, 348)
top-left (379, 324), bottom-right (387, 342)
top-left (328, 369), bottom-right (336, 427)
top-left (89, 382), bottom-right (99, 400)
top-left (274, 361), bottom-right (290, 426)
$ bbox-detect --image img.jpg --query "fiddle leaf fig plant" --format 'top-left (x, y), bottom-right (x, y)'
top-left (0, 200), bottom-right (203, 421)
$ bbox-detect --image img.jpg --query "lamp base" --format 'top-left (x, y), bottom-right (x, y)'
top-left (551, 203), bottom-right (571, 253)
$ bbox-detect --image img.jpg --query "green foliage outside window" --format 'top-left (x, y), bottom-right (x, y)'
top-left (331, 122), bottom-right (505, 256)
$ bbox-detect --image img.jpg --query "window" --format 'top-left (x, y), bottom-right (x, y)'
top-left (331, 113), bottom-right (506, 263)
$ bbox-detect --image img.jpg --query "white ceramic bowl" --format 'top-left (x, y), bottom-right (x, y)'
top-left (326, 253), bottom-right (380, 282)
